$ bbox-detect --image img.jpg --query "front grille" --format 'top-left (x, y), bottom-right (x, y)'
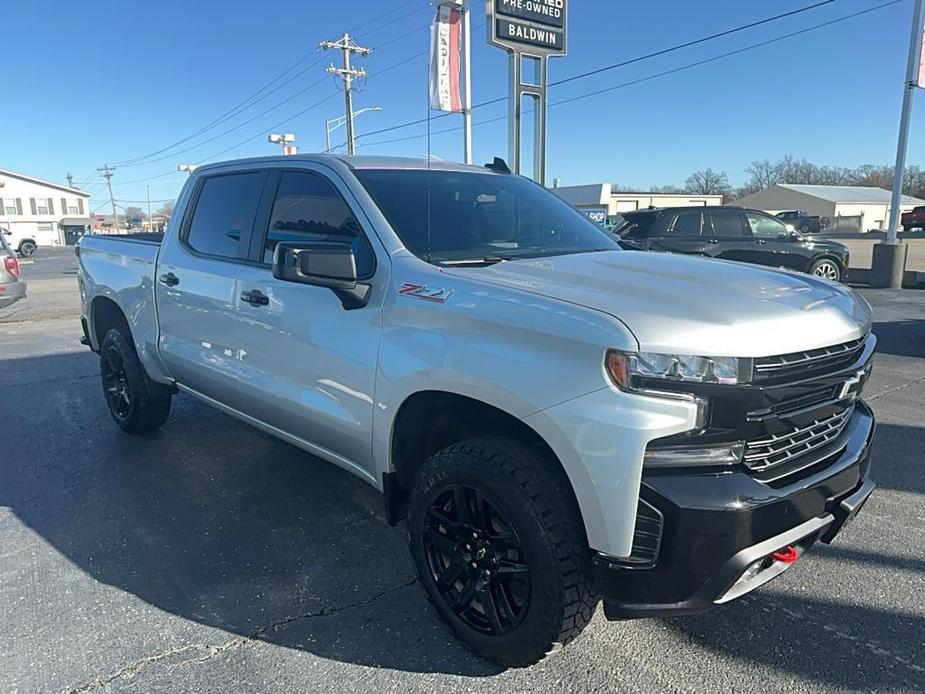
top-left (754, 336), bottom-right (867, 383)
top-left (744, 406), bottom-right (854, 471)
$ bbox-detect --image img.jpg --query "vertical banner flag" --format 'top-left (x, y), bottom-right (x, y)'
top-left (919, 25), bottom-right (925, 88)
top-left (430, 4), bottom-right (462, 113)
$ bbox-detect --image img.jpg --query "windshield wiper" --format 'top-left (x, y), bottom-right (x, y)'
top-left (437, 256), bottom-right (510, 267)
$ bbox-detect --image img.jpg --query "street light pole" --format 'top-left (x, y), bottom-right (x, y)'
top-left (874, 0), bottom-right (924, 287)
top-left (324, 107), bottom-right (382, 153)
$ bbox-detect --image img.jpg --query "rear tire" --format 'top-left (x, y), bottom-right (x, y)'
top-left (408, 436), bottom-right (597, 667)
top-left (19, 240), bottom-right (36, 257)
top-left (100, 327), bottom-right (172, 433)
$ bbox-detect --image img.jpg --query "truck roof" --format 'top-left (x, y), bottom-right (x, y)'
top-left (193, 154), bottom-right (495, 175)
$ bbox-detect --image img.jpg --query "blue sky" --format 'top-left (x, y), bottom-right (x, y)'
top-left (1, 0), bottom-right (922, 210)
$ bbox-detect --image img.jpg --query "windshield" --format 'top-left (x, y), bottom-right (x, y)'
top-left (355, 169), bottom-right (620, 264)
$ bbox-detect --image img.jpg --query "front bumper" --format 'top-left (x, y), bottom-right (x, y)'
top-left (594, 399), bottom-right (875, 619)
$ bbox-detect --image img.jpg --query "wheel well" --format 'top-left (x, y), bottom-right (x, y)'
top-left (385, 391), bottom-right (571, 524)
top-left (91, 296), bottom-right (131, 347)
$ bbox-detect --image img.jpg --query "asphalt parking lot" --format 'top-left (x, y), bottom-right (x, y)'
top-left (1, 248), bottom-right (923, 693)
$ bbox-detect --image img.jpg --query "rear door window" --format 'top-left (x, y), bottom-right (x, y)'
top-left (708, 209), bottom-right (747, 237)
top-left (186, 172), bottom-right (266, 259)
top-left (261, 171), bottom-right (375, 277)
top-left (667, 210), bottom-right (703, 236)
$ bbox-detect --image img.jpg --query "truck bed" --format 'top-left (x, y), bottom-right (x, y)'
top-left (78, 233), bottom-right (163, 379)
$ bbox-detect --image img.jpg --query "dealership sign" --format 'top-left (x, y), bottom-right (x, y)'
top-left (489, 0), bottom-right (567, 56)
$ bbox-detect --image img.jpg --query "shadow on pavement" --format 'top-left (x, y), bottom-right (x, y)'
top-left (1, 350), bottom-right (921, 685)
top-left (0, 352), bottom-right (499, 677)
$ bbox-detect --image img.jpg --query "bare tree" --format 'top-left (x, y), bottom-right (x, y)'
top-left (157, 201), bottom-right (176, 217)
top-left (745, 159), bottom-right (781, 190)
top-left (685, 168), bottom-right (731, 196)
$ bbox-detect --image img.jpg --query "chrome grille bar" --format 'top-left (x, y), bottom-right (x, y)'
top-left (744, 407), bottom-right (854, 471)
top-left (754, 336), bottom-right (866, 377)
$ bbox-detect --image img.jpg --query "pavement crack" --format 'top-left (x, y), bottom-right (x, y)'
top-left (65, 578), bottom-right (418, 692)
top-left (866, 374), bottom-right (925, 402)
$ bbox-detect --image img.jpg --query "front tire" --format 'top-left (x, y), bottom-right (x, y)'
top-left (19, 240), bottom-right (36, 257)
top-left (809, 258), bottom-right (842, 282)
top-left (100, 328), bottom-right (172, 433)
top-left (408, 436), bottom-right (597, 666)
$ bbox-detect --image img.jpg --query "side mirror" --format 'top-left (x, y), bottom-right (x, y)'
top-left (784, 223), bottom-right (797, 233)
top-left (272, 241), bottom-right (370, 309)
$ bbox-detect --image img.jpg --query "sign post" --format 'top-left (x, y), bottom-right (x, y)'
top-left (487, 0), bottom-right (567, 185)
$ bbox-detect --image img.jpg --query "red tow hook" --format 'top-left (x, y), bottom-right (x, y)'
top-left (771, 545), bottom-right (799, 564)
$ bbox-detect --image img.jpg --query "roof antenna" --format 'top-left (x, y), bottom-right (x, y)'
top-left (485, 157), bottom-right (511, 174)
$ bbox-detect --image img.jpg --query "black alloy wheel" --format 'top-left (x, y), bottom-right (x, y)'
top-left (98, 327), bottom-right (172, 433)
top-left (19, 241), bottom-right (36, 257)
top-left (422, 484), bottom-right (530, 636)
top-left (408, 437), bottom-right (597, 666)
top-left (102, 344), bottom-right (132, 421)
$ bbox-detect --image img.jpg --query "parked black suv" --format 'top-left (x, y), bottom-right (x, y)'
top-left (615, 206), bottom-right (849, 282)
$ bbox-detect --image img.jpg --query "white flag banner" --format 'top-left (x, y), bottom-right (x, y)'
top-left (919, 28), bottom-right (925, 88)
top-left (429, 5), bottom-right (462, 113)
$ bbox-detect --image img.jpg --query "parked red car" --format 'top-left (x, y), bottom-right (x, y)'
top-left (901, 206), bottom-right (925, 231)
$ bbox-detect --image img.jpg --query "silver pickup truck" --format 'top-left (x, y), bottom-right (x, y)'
top-left (78, 155), bottom-right (876, 666)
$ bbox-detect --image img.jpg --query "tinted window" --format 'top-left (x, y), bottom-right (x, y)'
top-left (618, 213), bottom-right (656, 239)
top-left (263, 171), bottom-right (374, 276)
top-left (709, 209), bottom-right (746, 236)
top-left (356, 170), bottom-right (618, 263)
top-left (187, 173), bottom-right (264, 258)
top-left (668, 211), bottom-right (702, 236)
top-left (746, 212), bottom-right (788, 238)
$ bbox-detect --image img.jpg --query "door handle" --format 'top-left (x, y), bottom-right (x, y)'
top-left (241, 289), bottom-right (270, 306)
top-left (158, 272), bottom-right (180, 287)
top-left (755, 239), bottom-right (767, 245)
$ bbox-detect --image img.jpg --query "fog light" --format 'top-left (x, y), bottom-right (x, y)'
top-left (643, 442), bottom-right (745, 468)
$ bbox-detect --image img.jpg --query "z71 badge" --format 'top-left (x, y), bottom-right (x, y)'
top-left (397, 283), bottom-right (453, 303)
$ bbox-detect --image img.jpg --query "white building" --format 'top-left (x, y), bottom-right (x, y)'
top-left (0, 168), bottom-right (92, 247)
top-left (551, 183), bottom-right (723, 224)
top-left (730, 184), bottom-right (925, 232)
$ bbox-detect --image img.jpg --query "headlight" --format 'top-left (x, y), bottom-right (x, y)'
top-left (644, 442), bottom-right (745, 468)
top-left (606, 350), bottom-right (751, 391)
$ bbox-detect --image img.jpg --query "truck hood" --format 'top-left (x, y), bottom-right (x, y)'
top-left (443, 251), bottom-right (872, 357)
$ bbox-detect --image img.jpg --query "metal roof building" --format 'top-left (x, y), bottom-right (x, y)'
top-left (730, 184), bottom-right (925, 231)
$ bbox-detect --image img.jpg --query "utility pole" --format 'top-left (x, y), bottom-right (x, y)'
top-left (66, 172), bottom-right (74, 188)
top-left (320, 33), bottom-right (371, 156)
top-left (97, 165), bottom-right (118, 233)
top-left (147, 184), bottom-right (152, 233)
top-left (874, 0), bottom-right (924, 287)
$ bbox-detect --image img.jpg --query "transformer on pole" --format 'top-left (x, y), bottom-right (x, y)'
top-left (321, 34), bottom-right (372, 156)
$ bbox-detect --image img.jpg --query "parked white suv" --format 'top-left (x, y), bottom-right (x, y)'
top-left (1, 227), bottom-right (38, 257)
top-left (76, 155), bottom-right (876, 665)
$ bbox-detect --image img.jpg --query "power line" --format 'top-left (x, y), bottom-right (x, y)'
top-left (116, 75), bottom-right (333, 168)
top-left (118, 90), bottom-right (345, 185)
top-left (106, 0), bottom-right (428, 168)
top-left (354, 0), bottom-right (843, 144)
top-left (355, 0), bottom-right (902, 150)
top-left (109, 52), bottom-right (326, 167)
top-left (549, 0), bottom-right (836, 88)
